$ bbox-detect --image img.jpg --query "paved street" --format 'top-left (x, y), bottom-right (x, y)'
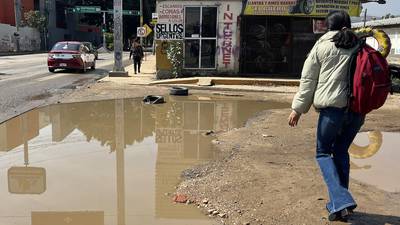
top-left (0, 52), bottom-right (130, 122)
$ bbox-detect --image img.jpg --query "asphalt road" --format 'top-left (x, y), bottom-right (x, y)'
top-left (0, 52), bottom-right (130, 123)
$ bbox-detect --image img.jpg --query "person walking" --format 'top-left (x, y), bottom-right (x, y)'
top-left (288, 11), bottom-right (364, 222)
top-left (129, 38), bottom-right (144, 74)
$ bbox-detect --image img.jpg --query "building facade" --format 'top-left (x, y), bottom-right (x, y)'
top-left (0, 0), bottom-right (102, 51)
top-left (40, 0), bottom-right (102, 50)
top-left (0, 0), bottom-right (37, 26)
top-left (155, 0), bottom-right (362, 78)
top-left (0, 0), bottom-right (41, 51)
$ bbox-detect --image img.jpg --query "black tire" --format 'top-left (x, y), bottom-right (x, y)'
top-left (91, 60), bottom-right (96, 70)
top-left (170, 87), bottom-right (189, 96)
top-left (80, 63), bottom-right (87, 73)
top-left (48, 68), bottom-right (55, 73)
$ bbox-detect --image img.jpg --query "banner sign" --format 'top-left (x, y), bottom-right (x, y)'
top-left (244, 0), bottom-right (361, 17)
top-left (158, 3), bottom-right (183, 23)
top-left (155, 24), bottom-right (184, 40)
top-left (156, 3), bottom-right (184, 40)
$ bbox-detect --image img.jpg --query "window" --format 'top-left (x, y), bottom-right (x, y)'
top-left (52, 43), bottom-right (80, 51)
top-left (34, 0), bottom-right (40, 10)
top-left (184, 7), bottom-right (217, 69)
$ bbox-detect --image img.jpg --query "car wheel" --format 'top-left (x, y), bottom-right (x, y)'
top-left (91, 60), bottom-right (96, 70)
top-left (80, 64), bottom-right (87, 73)
top-left (48, 68), bottom-right (55, 73)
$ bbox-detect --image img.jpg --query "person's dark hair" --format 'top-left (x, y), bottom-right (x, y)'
top-left (326, 10), bottom-right (359, 49)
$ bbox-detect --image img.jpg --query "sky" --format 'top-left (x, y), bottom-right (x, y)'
top-left (362, 0), bottom-right (400, 17)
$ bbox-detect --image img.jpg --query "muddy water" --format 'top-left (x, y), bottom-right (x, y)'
top-left (0, 96), bottom-right (288, 225)
top-left (350, 131), bottom-right (400, 193)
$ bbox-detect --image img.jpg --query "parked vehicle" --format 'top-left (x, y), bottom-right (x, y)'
top-left (83, 42), bottom-right (99, 60)
top-left (47, 41), bottom-right (96, 73)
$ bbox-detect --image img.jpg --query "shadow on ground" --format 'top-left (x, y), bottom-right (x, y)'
top-left (348, 212), bottom-right (400, 225)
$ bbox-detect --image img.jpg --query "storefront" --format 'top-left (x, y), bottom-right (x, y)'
top-left (155, 0), bottom-right (361, 79)
top-left (240, 0), bottom-right (361, 77)
top-left (155, 0), bottom-right (242, 78)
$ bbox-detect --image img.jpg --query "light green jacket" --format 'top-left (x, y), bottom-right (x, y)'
top-left (292, 31), bottom-right (357, 114)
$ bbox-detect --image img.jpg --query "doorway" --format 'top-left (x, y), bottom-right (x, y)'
top-left (240, 16), bottom-right (317, 77)
top-left (184, 6), bottom-right (218, 69)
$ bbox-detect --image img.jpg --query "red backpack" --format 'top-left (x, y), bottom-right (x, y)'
top-left (349, 42), bottom-right (391, 115)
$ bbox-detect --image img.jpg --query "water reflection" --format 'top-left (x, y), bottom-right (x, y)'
top-left (350, 131), bottom-right (382, 159)
top-left (350, 131), bottom-right (400, 193)
top-left (0, 96), bottom-right (287, 225)
top-left (8, 167), bottom-right (46, 194)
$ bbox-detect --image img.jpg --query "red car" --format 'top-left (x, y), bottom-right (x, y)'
top-left (47, 41), bottom-right (96, 73)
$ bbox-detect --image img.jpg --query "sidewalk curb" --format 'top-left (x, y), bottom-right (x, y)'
top-left (150, 77), bottom-right (300, 86)
top-left (154, 84), bottom-right (298, 94)
top-left (97, 75), bottom-right (299, 93)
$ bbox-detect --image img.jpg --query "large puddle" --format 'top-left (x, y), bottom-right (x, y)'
top-left (0, 95), bottom-right (288, 225)
top-left (350, 131), bottom-right (400, 193)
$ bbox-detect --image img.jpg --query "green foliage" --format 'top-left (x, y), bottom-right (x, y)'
top-left (22, 10), bottom-right (47, 32)
top-left (105, 32), bottom-right (114, 50)
top-left (166, 41), bottom-right (183, 78)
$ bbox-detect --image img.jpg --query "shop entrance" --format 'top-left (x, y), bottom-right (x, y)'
top-left (240, 16), bottom-right (318, 78)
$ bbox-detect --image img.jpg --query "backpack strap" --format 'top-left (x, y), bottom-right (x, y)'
top-left (346, 39), bottom-right (364, 111)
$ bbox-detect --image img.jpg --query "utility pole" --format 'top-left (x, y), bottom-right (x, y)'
top-left (14, 0), bottom-right (21, 52)
top-left (363, 8), bottom-right (367, 27)
top-left (110, 0), bottom-right (128, 77)
top-left (103, 12), bottom-right (106, 49)
top-left (140, 0), bottom-right (143, 45)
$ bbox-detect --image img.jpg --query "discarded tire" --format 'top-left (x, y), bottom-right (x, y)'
top-left (170, 87), bottom-right (189, 96)
top-left (143, 95), bottom-right (165, 104)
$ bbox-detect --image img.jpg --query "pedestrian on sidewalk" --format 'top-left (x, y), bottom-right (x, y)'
top-left (288, 10), bottom-right (364, 222)
top-left (129, 38), bottom-right (144, 74)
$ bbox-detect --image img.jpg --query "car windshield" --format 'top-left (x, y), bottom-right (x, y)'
top-left (52, 43), bottom-right (80, 51)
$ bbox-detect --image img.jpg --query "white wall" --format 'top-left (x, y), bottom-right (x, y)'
top-left (0, 23), bottom-right (41, 52)
top-left (217, 1), bottom-right (242, 73)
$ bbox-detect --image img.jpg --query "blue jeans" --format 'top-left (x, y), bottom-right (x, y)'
top-left (316, 107), bottom-right (365, 214)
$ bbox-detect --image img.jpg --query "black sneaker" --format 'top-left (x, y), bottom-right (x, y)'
top-left (328, 208), bottom-right (350, 222)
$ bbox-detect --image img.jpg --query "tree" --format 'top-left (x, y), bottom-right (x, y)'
top-left (22, 10), bottom-right (47, 32)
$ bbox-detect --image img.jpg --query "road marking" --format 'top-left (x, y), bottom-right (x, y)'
top-left (35, 73), bottom-right (72, 82)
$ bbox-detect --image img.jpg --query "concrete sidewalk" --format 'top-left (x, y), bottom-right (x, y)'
top-left (101, 52), bottom-right (157, 85)
top-left (100, 52), bottom-right (300, 93)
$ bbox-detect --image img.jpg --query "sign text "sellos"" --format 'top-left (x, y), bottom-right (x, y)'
top-left (155, 24), bottom-right (184, 40)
